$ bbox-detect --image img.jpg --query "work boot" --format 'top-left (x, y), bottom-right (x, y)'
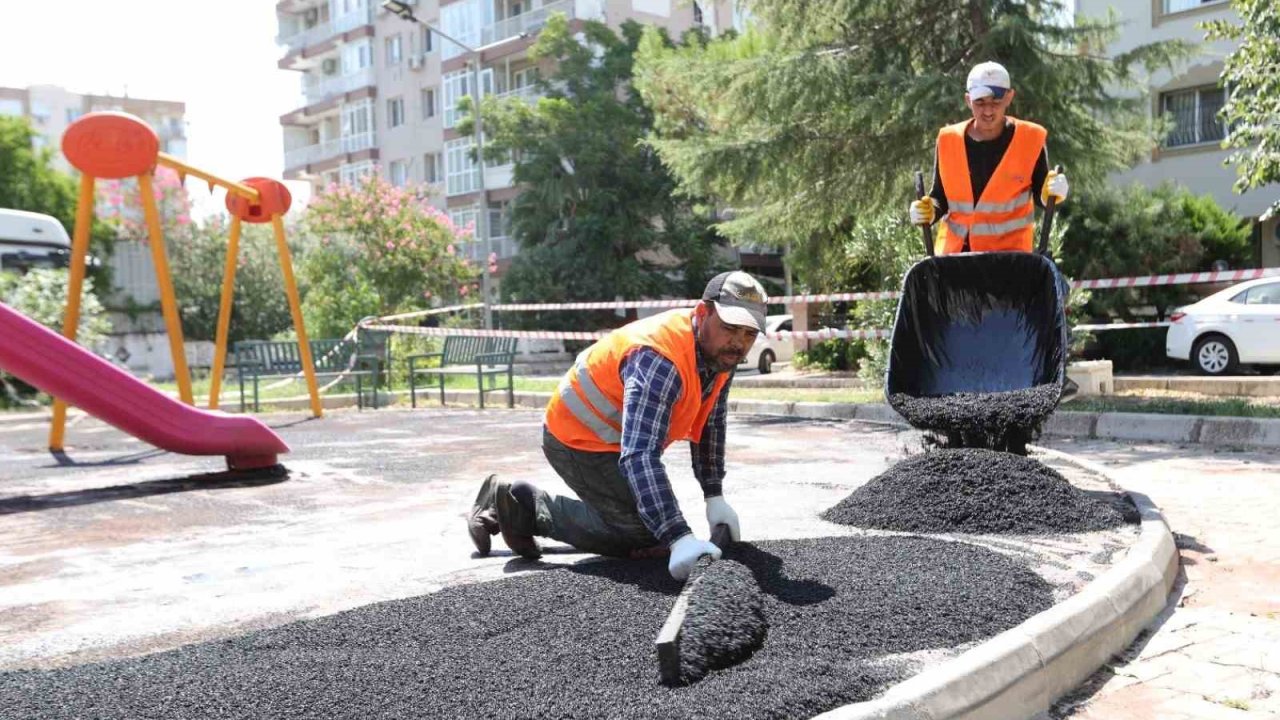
top-left (467, 474), bottom-right (501, 556)
top-left (495, 479), bottom-right (543, 560)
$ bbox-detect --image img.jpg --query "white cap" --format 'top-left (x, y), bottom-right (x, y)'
top-left (966, 61), bottom-right (1011, 100)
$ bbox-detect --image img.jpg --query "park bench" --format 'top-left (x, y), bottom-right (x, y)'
top-left (235, 336), bottom-right (386, 412)
top-left (408, 336), bottom-right (518, 409)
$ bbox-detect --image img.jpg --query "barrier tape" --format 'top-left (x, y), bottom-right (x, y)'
top-left (1072, 267), bottom-right (1280, 290)
top-left (1072, 321), bottom-right (1172, 331)
top-left (485, 267), bottom-right (1279, 312)
top-left (363, 323), bottom-right (1154, 341)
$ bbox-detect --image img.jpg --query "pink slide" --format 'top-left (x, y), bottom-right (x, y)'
top-left (0, 301), bottom-right (288, 469)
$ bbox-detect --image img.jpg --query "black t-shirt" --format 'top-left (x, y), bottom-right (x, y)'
top-left (928, 120), bottom-right (1050, 217)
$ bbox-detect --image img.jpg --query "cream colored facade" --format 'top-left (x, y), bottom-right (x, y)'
top-left (0, 85), bottom-right (186, 173)
top-left (276, 0), bottom-right (744, 279)
top-left (1074, 0), bottom-right (1280, 266)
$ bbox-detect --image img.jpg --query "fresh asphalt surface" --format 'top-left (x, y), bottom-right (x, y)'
top-left (0, 406), bottom-right (1129, 717)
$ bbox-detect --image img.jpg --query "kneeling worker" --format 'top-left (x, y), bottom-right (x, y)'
top-left (466, 272), bottom-right (767, 580)
top-left (910, 61), bottom-right (1070, 254)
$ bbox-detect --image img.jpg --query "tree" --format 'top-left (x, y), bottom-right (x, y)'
top-left (1204, 0), bottom-right (1280, 217)
top-left (98, 166), bottom-right (193, 242)
top-left (1058, 182), bottom-right (1251, 320)
top-left (166, 217), bottom-right (295, 343)
top-left (1, 269), bottom-right (111, 407)
top-left (466, 15), bottom-right (728, 326)
top-left (634, 0), bottom-right (1193, 285)
top-left (0, 116), bottom-right (116, 289)
top-left (297, 175), bottom-right (475, 338)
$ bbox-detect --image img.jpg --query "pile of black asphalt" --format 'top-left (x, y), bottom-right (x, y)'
top-left (822, 448), bottom-right (1139, 535)
top-left (888, 383), bottom-right (1061, 454)
top-left (1, 536), bottom-right (1053, 720)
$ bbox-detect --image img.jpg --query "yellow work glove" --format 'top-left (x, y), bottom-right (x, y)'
top-left (908, 198), bottom-right (937, 226)
top-left (1041, 170), bottom-right (1069, 205)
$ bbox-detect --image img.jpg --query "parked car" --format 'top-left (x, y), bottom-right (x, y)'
top-left (741, 314), bottom-right (795, 374)
top-left (1166, 277), bottom-right (1280, 375)
top-left (0, 209), bottom-right (71, 273)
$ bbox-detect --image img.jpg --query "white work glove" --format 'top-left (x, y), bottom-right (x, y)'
top-left (908, 197), bottom-right (937, 226)
top-left (705, 495), bottom-right (741, 542)
top-left (1042, 170), bottom-right (1069, 204)
top-left (668, 533), bottom-right (722, 581)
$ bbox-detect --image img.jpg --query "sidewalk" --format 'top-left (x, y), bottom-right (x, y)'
top-left (1046, 438), bottom-right (1280, 718)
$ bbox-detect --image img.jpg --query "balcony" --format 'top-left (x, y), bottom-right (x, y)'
top-left (493, 85), bottom-right (541, 105)
top-left (302, 67), bottom-right (376, 106)
top-left (279, 5), bottom-right (374, 52)
top-left (481, 0), bottom-right (577, 48)
top-left (284, 132), bottom-right (377, 170)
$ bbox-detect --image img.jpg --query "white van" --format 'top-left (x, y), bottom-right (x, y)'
top-left (0, 209), bottom-right (72, 273)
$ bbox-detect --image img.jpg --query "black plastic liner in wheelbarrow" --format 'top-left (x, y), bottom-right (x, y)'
top-left (885, 252), bottom-right (1069, 453)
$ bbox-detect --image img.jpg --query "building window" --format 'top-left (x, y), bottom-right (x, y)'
top-left (1161, 85), bottom-right (1227, 149)
top-left (440, 0), bottom-right (492, 61)
top-left (449, 206), bottom-right (480, 248)
top-left (421, 26), bottom-right (434, 53)
top-left (424, 152), bottom-right (443, 184)
top-left (342, 99), bottom-right (375, 148)
top-left (693, 1), bottom-right (704, 25)
top-left (1162, 0), bottom-right (1228, 14)
top-left (342, 39), bottom-right (373, 74)
top-left (443, 68), bottom-right (493, 128)
top-left (385, 35), bottom-right (403, 65)
top-left (340, 160), bottom-right (375, 186)
top-left (421, 87), bottom-right (437, 119)
top-left (387, 96), bottom-right (405, 128)
top-left (389, 159), bottom-right (410, 187)
top-left (446, 137), bottom-right (481, 195)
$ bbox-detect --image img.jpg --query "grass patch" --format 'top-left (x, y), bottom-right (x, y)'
top-left (1071, 394), bottom-right (1280, 419)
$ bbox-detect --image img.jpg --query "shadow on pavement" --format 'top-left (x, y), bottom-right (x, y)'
top-left (0, 466), bottom-right (291, 516)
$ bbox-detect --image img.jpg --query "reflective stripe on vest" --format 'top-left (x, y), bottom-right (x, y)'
top-left (935, 117), bottom-right (1046, 254)
top-left (553, 351), bottom-right (622, 443)
top-left (542, 309), bottom-right (731, 454)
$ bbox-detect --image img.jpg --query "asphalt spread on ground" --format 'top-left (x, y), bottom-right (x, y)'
top-left (822, 448), bottom-right (1139, 535)
top-left (1, 536), bottom-right (1053, 720)
top-left (674, 558), bottom-right (767, 685)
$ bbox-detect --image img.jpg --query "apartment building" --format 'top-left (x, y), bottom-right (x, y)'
top-left (1075, 0), bottom-right (1280, 266)
top-left (276, 0), bottom-right (749, 286)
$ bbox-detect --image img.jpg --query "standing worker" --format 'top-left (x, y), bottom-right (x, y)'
top-left (910, 61), bottom-right (1070, 254)
top-left (465, 272), bottom-right (767, 580)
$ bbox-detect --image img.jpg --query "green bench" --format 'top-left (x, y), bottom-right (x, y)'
top-left (408, 336), bottom-right (518, 409)
top-left (235, 337), bottom-right (386, 412)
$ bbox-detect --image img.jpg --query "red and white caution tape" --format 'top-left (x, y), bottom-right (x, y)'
top-left (1072, 321), bottom-right (1171, 331)
top-left (361, 323), bottom-right (607, 340)
top-left (375, 303), bottom-right (486, 322)
top-left (486, 268), bottom-right (1279, 313)
top-left (1072, 267), bottom-right (1280, 289)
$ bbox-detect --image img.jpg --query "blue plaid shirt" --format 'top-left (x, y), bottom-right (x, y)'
top-left (618, 344), bottom-right (732, 546)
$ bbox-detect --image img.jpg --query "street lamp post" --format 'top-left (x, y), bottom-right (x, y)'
top-left (382, 0), bottom-right (509, 329)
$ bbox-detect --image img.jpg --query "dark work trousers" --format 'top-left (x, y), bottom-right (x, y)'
top-left (529, 427), bottom-right (660, 557)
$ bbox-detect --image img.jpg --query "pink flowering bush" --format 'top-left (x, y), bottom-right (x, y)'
top-left (297, 174), bottom-right (475, 337)
top-left (98, 167), bottom-right (192, 242)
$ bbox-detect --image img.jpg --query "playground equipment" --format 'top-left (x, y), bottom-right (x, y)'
top-left (47, 111), bottom-right (322, 454)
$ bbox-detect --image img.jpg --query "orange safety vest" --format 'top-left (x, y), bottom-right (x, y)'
top-left (544, 309), bottom-right (731, 453)
top-left (936, 116), bottom-right (1047, 255)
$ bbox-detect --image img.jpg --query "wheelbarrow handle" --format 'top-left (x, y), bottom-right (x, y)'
top-left (914, 170), bottom-right (934, 257)
top-left (1037, 164), bottom-right (1064, 257)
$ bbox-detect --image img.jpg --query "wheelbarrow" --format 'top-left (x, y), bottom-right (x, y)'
top-left (884, 170), bottom-right (1071, 450)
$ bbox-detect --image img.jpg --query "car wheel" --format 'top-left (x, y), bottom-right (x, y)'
top-left (1192, 335), bottom-right (1239, 376)
top-left (758, 350), bottom-right (775, 375)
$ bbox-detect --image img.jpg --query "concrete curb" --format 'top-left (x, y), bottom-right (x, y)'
top-left (811, 452), bottom-right (1178, 720)
top-left (1115, 375), bottom-right (1280, 397)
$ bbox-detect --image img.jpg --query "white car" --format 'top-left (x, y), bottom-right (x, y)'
top-left (740, 314), bottom-right (795, 374)
top-left (1166, 277), bottom-right (1280, 375)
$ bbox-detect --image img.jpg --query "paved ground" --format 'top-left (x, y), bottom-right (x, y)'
top-left (1044, 436), bottom-right (1280, 718)
top-left (1, 407), bottom-right (1276, 718)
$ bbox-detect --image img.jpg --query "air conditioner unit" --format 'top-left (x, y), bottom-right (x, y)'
top-left (408, 55), bottom-right (424, 71)
top-left (321, 58), bottom-right (339, 75)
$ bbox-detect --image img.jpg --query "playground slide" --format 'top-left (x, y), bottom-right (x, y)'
top-left (0, 301), bottom-right (288, 469)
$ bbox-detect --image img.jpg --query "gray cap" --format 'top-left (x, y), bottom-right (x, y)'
top-left (702, 271), bottom-right (768, 331)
